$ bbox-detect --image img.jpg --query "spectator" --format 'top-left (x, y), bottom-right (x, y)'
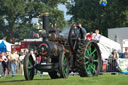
top-left (34, 50), bottom-right (39, 63)
top-left (109, 49), bottom-right (119, 74)
top-left (93, 29), bottom-right (101, 41)
top-left (0, 53), bottom-right (3, 77)
top-left (123, 47), bottom-right (128, 58)
top-left (16, 51), bottom-right (21, 72)
top-left (8, 49), bottom-right (19, 77)
top-left (30, 50), bottom-right (36, 62)
top-left (1, 52), bottom-right (9, 76)
top-left (5, 51), bottom-right (10, 75)
top-left (23, 49), bottom-right (28, 55)
top-left (86, 32), bottom-right (93, 40)
top-left (19, 52), bottom-right (25, 75)
top-left (110, 49), bottom-right (119, 59)
top-left (30, 49), bottom-right (36, 75)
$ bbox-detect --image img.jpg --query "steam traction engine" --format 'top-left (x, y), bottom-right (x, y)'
top-left (23, 13), bottom-right (102, 80)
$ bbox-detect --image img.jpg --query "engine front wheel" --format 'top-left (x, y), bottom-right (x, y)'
top-left (59, 52), bottom-right (69, 78)
top-left (24, 53), bottom-right (35, 80)
top-left (48, 52), bottom-right (69, 79)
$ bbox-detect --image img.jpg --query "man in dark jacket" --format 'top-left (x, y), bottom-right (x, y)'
top-left (73, 23), bottom-right (86, 40)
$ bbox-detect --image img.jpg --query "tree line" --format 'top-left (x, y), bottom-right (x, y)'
top-left (67, 0), bottom-right (128, 36)
top-left (0, 0), bottom-right (67, 43)
top-left (0, 0), bottom-right (128, 43)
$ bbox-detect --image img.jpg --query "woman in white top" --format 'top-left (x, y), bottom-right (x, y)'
top-left (19, 52), bottom-right (25, 75)
top-left (93, 29), bottom-right (101, 41)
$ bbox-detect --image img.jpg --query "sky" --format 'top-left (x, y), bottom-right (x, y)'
top-left (58, 4), bottom-right (72, 21)
top-left (32, 4), bottom-right (72, 23)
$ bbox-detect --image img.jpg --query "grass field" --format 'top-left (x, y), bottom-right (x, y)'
top-left (0, 74), bottom-right (128, 85)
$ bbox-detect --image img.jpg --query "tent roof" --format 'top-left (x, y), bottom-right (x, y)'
top-left (0, 41), bottom-right (6, 48)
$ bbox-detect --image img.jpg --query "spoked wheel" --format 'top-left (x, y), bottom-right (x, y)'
top-left (76, 40), bottom-right (101, 77)
top-left (24, 53), bottom-right (35, 80)
top-left (48, 52), bottom-right (69, 79)
top-left (59, 52), bottom-right (69, 78)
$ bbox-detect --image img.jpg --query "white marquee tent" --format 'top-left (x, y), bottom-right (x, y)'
top-left (98, 35), bottom-right (121, 60)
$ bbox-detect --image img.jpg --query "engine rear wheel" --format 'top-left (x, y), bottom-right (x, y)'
top-left (76, 40), bottom-right (101, 77)
top-left (24, 53), bottom-right (35, 80)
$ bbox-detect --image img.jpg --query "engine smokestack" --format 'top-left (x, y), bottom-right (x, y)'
top-left (41, 12), bottom-right (49, 41)
top-left (42, 12), bottom-right (49, 32)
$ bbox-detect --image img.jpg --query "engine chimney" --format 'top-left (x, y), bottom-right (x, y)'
top-left (41, 12), bottom-right (49, 41)
top-left (42, 12), bottom-right (49, 32)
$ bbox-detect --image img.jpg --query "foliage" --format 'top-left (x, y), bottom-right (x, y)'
top-left (67, 0), bottom-right (128, 36)
top-left (0, 0), bottom-right (67, 43)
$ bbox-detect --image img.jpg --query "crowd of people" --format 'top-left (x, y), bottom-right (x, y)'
top-left (0, 49), bottom-right (38, 78)
top-left (109, 47), bottom-right (128, 60)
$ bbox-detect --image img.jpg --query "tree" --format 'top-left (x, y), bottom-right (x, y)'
top-left (0, 0), bottom-right (67, 43)
top-left (67, 0), bottom-right (128, 36)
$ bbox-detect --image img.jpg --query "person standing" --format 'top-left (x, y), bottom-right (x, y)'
top-left (123, 47), bottom-right (128, 58)
top-left (30, 50), bottom-right (36, 62)
top-left (5, 51), bottom-right (10, 75)
top-left (29, 49), bottom-right (36, 74)
top-left (19, 52), bottom-right (25, 75)
top-left (0, 54), bottom-right (3, 77)
top-left (76, 23), bottom-right (87, 40)
top-left (109, 49), bottom-right (119, 73)
top-left (93, 29), bottom-right (101, 41)
top-left (1, 52), bottom-right (9, 76)
top-left (86, 32), bottom-right (93, 40)
top-left (110, 49), bottom-right (119, 59)
top-left (23, 49), bottom-right (28, 56)
top-left (8, 50), bottom-right (19, 77)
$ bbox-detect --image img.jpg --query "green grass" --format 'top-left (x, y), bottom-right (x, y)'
top-left (0, 74), bottom-right (128, 85)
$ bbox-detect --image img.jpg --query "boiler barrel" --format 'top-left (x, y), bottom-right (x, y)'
top-left (38, 41), bottom-right (65, 57)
